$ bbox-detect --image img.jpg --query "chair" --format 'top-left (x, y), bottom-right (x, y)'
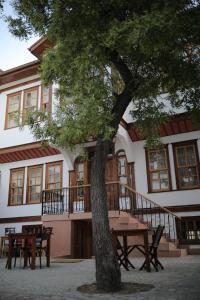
top-left (35, 227), bottom-right (53, 268)
top-left (131, 225), bottom-right (165, 272)
top-left (1, 228), bottom-right (15, 257)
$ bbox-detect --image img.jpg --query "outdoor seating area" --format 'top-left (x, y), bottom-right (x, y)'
top-left (1, 225), bottom-right (53, 270)
top-left (112, 225), bottom-right (165, 272)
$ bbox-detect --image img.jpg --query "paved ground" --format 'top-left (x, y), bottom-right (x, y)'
top-left (0, 256), bottom-right (200, 300)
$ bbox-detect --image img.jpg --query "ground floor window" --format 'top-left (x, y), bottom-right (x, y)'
top-left (178, 217), bottom-right (200, 243)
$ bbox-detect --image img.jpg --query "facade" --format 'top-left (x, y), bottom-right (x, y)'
top-left (0, 38), bottom-right (200, 258)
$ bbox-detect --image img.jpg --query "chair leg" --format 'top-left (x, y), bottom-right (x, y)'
top-left (39, 249), bottom-right (42, 269)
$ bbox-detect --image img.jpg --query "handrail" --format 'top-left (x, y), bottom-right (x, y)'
top-left (121, 183), bottom-right (181, 220)
top-left (43, 181), bottom-right (120, 191)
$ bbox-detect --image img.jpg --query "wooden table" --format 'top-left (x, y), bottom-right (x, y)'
top-left (7, 233), bottom-right (37, 270)
top-left (112, 228), bottom-right (151, 272)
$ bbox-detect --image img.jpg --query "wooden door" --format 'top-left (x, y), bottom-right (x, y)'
top-left (69, 160), bottom-right (90, 212)
top-left (72, 220), bottom-right (93, 259)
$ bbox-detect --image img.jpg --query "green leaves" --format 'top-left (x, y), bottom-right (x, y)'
top-left (4, 0), bottom-right (200, 149)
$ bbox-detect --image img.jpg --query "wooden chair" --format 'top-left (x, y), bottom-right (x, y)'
top-left (131, 225), bottom-right (165, 272)
top-left (35, 227), bottom-right (53, 268)
top-left (112, 231), bottom-right (135, 271)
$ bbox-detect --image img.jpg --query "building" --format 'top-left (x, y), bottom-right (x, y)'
top-left (0, 38), bottom-right (200, 258)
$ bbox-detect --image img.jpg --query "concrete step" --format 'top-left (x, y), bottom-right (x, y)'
top-left (158, 248), bottom-right (187, 257)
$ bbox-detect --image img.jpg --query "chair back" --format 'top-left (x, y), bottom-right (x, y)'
top-left (41, 227), bottom-right (53, 241)
top-left (22, 225), bottom-right (43, 235)
top-left (152, 225), bottom-right (165, 248)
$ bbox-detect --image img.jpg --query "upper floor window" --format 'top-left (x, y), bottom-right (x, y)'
top-left (41, 85), bottom-right (51, 112)
top-left (146, 148), bottom-right (171, 192)
top-left (173, 141), bottom-right (200, 189)
top-left (5, 92), bottom-right (21, 129)
top-left (46, 162), bottom-right (63, 190)
top-left (27, 165), bottom-right (43, 204)
top-left (117, 150), bottom-right (128, 195)
top-left (9, 168), bottom-right (25, 205)
top-left (23, 87), bottom-right (39, 120)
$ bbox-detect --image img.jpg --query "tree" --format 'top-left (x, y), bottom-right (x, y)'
top-left (3, 0), bottom-right (200, 292)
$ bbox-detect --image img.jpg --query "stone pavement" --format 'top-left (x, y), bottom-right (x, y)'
top-left (0, 256), bottom-right (200, 300)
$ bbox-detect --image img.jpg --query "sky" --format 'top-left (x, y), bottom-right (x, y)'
top-left (0, 1), bottom-right (39, 71)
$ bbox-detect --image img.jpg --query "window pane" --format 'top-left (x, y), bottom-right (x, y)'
top-left (152, 181), bottom-right (160, 190)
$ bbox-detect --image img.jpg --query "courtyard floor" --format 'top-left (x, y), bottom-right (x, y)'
top-left (0, 255), bottom-right (200, 300)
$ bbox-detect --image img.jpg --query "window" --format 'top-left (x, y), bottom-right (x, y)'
top-left (75, 162), bottom-right (84, 199)
top-left (46, 162), bottom-right (62, 190)
top-left (5, 92), bottom-right (21, 129)
top-left (117, 150), bottom-right (128, 194)
top-left (27, 165), bottom-right (43, 203)
top-left (5, 227), bottom-right (15, 235)
top-left (179, 217), bottom-right (200, 243)
top-left (23, 87), bottom-right (38, 119)
top-left (146, 148), bottom-right (171, 192)
top-left (41, 85), bottom-right (52, 112)
top-left (9, 168), bottom-right (25, 205)
top-left (173, 141), bottom-right (200, 189)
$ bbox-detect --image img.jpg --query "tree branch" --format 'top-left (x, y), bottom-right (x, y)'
top-left (109, 50), bottom-right (133, 86)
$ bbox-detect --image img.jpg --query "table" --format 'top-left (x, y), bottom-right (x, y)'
top-left (112, 228), bottom-right (151, 272)
top-left (6, 232), bottom-right (51, 270)
top-left (6, 233), bottom-right (36, 269)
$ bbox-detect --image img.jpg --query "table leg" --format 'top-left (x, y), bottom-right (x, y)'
top-left (123, 235), bottom-right (129, 270)
top-left (46, 237), bottom-right (50, 267)
top-left (7, 238), bottom-right (13, 269)
top-left (144, 231), bottom-right (151, 272)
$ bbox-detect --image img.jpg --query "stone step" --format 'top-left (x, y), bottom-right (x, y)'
top-left (158, 248), bottom-right (187, 257)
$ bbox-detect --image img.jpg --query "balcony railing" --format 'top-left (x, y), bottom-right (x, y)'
top-left (41, 182), bottom-right (181, 242)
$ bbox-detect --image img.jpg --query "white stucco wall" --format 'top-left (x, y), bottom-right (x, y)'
top-left (0, 79), bottom-right (58, 148)
top-left (0, 153), bottom-right (69, 220)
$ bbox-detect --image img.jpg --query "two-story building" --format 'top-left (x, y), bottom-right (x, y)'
top-left (0, 38), bottom-right (200, 258)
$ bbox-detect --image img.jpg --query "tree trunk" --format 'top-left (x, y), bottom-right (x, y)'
top-left (90, 138), bottom-right (121, 292)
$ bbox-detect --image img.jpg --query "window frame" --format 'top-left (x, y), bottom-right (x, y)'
top-left (177, 216), bottom-right (200, 244)
top-left (23, 86), bottom-right (39, 122)
top-left (26, 164), bottom-right (43, 204)
top-left (45, 161), bottom-right (63, 190)
top-left (8, 167), bottom-right (25, 206)
top-left (173, 140), bottom-right (200, 190)
top-left (5, 91), bottom-right (21, 129)
top-left (41, 85), bottom-right (52, 112)
top-left (146, 146), bottom-right (172, 193)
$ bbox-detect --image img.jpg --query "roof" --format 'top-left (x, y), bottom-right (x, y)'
top-left (126, 112), bottom-right (200, 141)
top-left (28, 36), bottom-right (52, 59)
top-left (0, 142), bottom-right (61, 163)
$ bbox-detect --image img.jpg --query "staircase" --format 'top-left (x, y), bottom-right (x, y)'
top-left (116, 183), bottom-right (186, 257)
top-left (41, 181), bottom-right (186, 256)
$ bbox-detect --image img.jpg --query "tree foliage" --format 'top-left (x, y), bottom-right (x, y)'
top-left (5, 0), bottom-right (200, 148)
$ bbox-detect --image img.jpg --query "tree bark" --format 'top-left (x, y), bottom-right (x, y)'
top-left (90, 138), bottom-right (121, 292)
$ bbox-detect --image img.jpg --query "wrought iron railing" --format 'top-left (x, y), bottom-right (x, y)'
top-left (41, 181), bottom-right (181, 242)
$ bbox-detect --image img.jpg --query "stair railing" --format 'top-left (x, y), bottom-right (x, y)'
top-left (119, 183), bottom-right (181, 242)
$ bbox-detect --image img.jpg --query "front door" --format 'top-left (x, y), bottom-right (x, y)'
top-left (72, 220), bottom-right (93, 259)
